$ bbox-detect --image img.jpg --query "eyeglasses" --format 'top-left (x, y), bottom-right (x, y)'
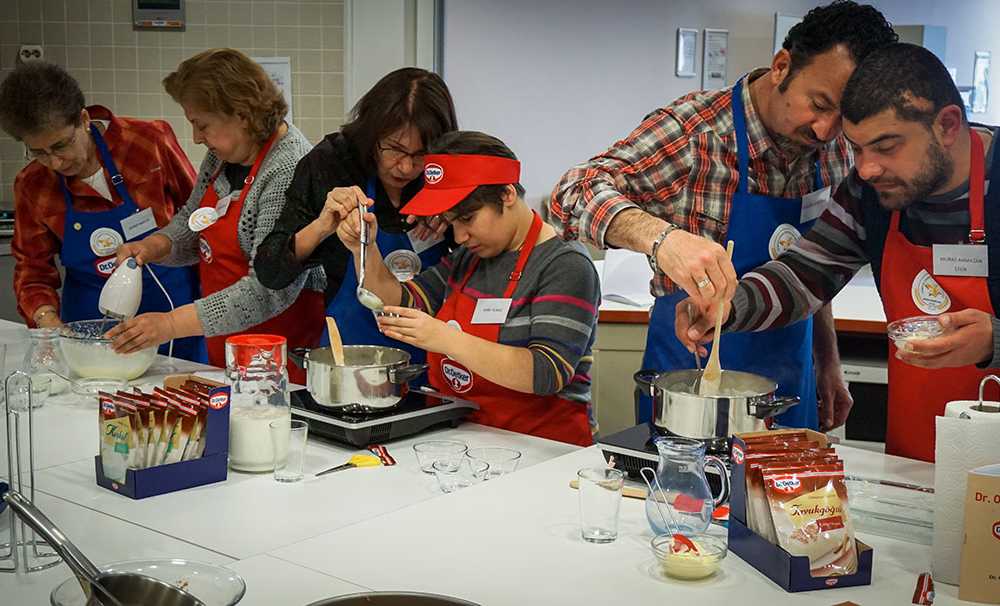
top-left (377, 141), bottom-right (426, 166)
top-left (24, 126), bottom-right (81, 161)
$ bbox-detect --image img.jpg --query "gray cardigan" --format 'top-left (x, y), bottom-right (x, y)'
top-left (157, 124), bottom-right (324, 337)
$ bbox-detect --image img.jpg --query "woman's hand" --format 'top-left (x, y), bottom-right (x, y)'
top-left (115, 234), bottom-right (172, 267)
top-left (406, 215), bottom-right (448, 241)
top-left (314, 186), bottom-right (372, 236)
top-left (336, 202), bottom-right (378, 254)
top-left (33, 306), bottom-right (63, 329)
top-left (106, 312), bottom-right (176, 354)
top-left (375, 306), bottom-right (455, 355)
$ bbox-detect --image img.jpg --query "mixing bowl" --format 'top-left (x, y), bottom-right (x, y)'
top-left (650, 533), bottom-right (727, 580)
top-left (59, 319), bottom-right (157, 381)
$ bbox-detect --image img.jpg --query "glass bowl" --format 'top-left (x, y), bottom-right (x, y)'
top-left (465, 446), bottom-right (522, 479)
top-left (886, 315), bottom-right (944, 348)
top-left (59, 319), bottom-right (157, 380)
top-left (50, 558), bottom-right (246, 606)
top-left (650, 533), bottom-right (727, 580)
top-left (413, 440), bottom-right (468, 474)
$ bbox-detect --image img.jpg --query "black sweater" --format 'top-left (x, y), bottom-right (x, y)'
top-left (254, 132), bottom-right (452, 302)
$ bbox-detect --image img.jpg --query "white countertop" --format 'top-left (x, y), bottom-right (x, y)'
top-left (0, 319), bottom-right (974, 605)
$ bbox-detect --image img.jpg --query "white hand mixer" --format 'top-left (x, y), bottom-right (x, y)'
top-left (97, 258), bottom-right (176, 358)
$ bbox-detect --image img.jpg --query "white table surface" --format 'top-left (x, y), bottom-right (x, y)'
top-left (270, 446), bottom-right (969, 606)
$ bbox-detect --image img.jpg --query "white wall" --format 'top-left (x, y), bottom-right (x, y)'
top-left (442, 0), bottom-right (1000, 200)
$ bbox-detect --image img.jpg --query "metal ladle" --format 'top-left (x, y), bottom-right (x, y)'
top-left (3, 491), bottom-right (206, 606)
top-left (355, 204), bottom-right (385, 311)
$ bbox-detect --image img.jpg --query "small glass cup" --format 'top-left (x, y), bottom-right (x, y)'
top-left (577, 467), bottom-right (625, 543)
top-left (432, 458), bottom-right (489, 493)
top-left (466, 446), bottom-right (522, 479)
top-left (413, 439), bottom-right (468, 473)
top-left (270, 419), bottom-right (308, 483)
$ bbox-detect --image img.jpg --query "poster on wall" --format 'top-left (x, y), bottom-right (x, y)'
top-left (253, 57), bottom-right (294, 123)
top-left (676, 28), bottom-right (697, 78)
top-left (773, 14), bottom-right (802, 55)
top-left (972, 51), bottom-right (990, 114)
top-left (702, 29), bottom-right (729, 89)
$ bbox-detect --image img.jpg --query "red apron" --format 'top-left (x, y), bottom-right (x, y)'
top-left (881, 132), bottom-right (993, 462)
top-left (196, 132), bottom-right (323, 383)
top-left (427, 212), bottom-right (593, 446)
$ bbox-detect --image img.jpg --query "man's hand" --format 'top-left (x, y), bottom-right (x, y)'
top-left (896, 308), bottom-right (995, 368)
top-left (375, 306), bottom-right (455, 354)
top-left (674, 297), bottom-right (731, 357)
top-left (816, 363), bottom-right (853, 431)
top-left (107, 312), bottom-right (176, 354)
top-left (656, 230), bottom-right (737, 308)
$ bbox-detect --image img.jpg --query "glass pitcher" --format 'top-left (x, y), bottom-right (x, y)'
top-left (225, 334), bottom-right (290, 472)
top-left (643, 437), bottom-right (730, 535)
top-left (20, 327), bottom-right (71, 408)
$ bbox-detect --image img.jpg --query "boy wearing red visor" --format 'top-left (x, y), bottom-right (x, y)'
top-left (336, 131), bottom-right (599, 445)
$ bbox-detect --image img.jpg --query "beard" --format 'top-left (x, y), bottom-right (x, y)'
top-left (872, 140), bottom-right (953, 210)
top-left (773, 126), bottom-right (824, 159)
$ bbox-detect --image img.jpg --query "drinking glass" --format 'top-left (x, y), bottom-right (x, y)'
top-left (578, 467), bottom-right (625, 543)
top-left (270, 419), bottom-right (308, 483)
top-left (433, 458), bottom-right (489, 493)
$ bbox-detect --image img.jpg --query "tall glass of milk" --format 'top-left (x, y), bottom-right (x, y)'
top-left (225, 335), bottom-right (290, 472)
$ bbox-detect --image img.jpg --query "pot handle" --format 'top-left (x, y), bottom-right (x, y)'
top-left (389, 363), bottom-right (429, 384)
top-left (705, 455), bottom-right (731, 507)
top-left (633, 369), bottom-right (659, 392)
top-left (750, 396), bottom-right (799, 419)
top-left (289, 347), bottom-right (310, 369)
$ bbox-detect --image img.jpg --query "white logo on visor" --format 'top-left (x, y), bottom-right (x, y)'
top-left (424, 163), bottom-right (444, 184)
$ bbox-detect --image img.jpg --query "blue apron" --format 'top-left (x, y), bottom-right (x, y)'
top-left (59, 124), bottom-right (206, 363)
top-left (639, 80), bottom-right (820, 430)
top-left (324, 177), bottom-right (449, 367)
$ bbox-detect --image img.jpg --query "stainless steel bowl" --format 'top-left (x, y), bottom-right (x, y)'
top-left (635, 368), bottom-right (799, 444)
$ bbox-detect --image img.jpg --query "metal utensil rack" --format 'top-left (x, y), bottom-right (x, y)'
top-left (1, 370), bottom-right (61, 573)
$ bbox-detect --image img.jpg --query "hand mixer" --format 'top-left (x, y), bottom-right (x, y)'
top-left (97, 257), bottom-right (176, 358)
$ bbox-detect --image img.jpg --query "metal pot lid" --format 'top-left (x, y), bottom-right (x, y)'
top-left (653, 368), bottom-right (778, 397)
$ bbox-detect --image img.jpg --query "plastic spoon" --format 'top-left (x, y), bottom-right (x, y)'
top-left (355, 204), bottom-right (385, 311)
top-left (697, 240), bottom-right (734, 396)
top-left (325, 316), bottom-right (345, 366)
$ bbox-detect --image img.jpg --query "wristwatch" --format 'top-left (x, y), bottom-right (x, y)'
top-left (648, 223), bottom-right (678, 273)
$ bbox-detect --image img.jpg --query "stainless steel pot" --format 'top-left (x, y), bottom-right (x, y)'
top-left (291, 345), bottom-right (428, 411)
top-left (635, 368), bottom-right (799, 442)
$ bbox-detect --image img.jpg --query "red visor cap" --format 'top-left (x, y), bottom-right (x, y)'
top-left (400, 154), bottom-right (521, 216)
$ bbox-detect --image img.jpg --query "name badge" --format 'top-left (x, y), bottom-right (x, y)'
top-left (120, 207), bottom-right (157, 240)
top-left (471, 298), bottom-right (512, 324)
top-left (408, 230), bottom-right (444, 255)
top-left (215, 190), bottom-right (239, 218)
top-left (800, 185), bottom-right (831, 223)
top-left (932, 244), bottom-right (989, 277)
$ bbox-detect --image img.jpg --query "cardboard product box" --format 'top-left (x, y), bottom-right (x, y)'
top-left (728, 428), bottom-right (873, 592)
top-left (959, 463), bottom-right (1000, 604)
top-left (95, 374), bottom-right (230, 499)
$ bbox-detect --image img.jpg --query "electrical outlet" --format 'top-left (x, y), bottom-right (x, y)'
top-left (18, 45), bottom-right (44, 63)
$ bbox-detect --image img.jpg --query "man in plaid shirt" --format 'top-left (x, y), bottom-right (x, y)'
top-left (550, 1), bottom-right (897, 431)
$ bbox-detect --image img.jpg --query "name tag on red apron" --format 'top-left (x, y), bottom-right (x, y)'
top-left (471, 298), bottom-right (512, 324)
top-left (932, 243), bottom-right (988, 277)
top-left (800, 185), bottom-right (831, 223)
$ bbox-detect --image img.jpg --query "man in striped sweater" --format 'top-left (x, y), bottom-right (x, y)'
top-left (678, 43), bottom-right (998, 462)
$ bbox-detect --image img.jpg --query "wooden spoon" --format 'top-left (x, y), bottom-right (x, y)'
top-left (326, 316), bottom-right (345, 366)
top-left (698, 240), bottom-right (734, 396)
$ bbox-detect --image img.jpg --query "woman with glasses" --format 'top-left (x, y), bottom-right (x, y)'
top-left (108, 49), bottom-right (324, 381)
top-left (255, 67), bottom-right (457, 360)
top-left (0, 62), bottom-right (205, 361)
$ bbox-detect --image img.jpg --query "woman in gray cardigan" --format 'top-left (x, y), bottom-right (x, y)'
top-left (109, 49), bottom-right (324, 379)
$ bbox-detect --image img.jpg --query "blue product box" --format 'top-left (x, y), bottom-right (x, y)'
top-left (728, 428), bottom-right (873, 592)
top-left (95, 374), bottom-right (229, 499)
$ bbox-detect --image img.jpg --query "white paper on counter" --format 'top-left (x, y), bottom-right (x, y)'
top-left (933, 415), bottom-right (1000, 584)
top-left (601, 248), bottom-right (655, 307)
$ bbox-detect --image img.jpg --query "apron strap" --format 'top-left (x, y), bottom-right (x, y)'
top-left (89, 123), bottom-right (136, 207)
top-left (731, 80), bottom-right (751, 195)
top-left (454, 211), bottom-right (545, 298)
top-left (969, 130), bottom-right (986, 243)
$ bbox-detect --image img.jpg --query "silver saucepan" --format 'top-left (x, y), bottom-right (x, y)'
top-left (635, 368), bottom-right (799, 446)
top-left (291, 345), bottom-right (428, 412)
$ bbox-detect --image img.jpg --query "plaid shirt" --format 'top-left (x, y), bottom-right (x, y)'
top-left (12, 106), bottom-right (196, 324)
top-left (549, 69), bottom-right (853, 297)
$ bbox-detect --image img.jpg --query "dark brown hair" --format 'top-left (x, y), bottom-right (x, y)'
top-left (0, 61), bottom-right (84, 140)
top-left (342, 67), bottom-right (458, 175)
top-left (163, 48), bottom-right (287, 143)
top-left (427, 131), bottom-right (526, 218)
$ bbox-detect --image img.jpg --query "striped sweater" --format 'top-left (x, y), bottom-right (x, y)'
top-left (727, 126), bottom-right (1000, 364)
top-left (402, 237), bottom-right (600, 403)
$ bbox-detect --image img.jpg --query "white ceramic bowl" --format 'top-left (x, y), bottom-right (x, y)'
top-left (59, 319), bottom-right (157, 380)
